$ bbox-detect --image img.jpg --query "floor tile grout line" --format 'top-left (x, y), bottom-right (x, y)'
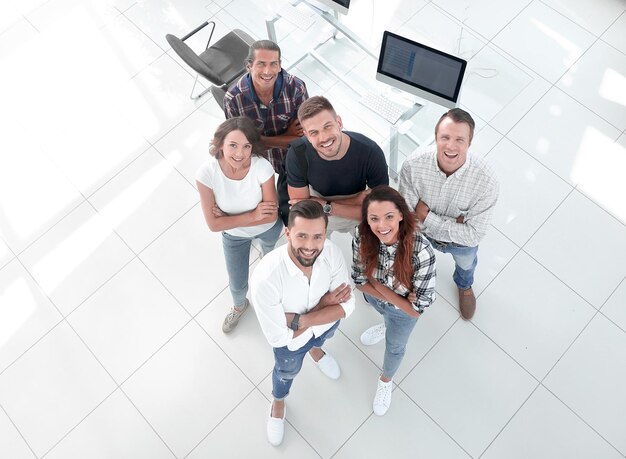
top-left (0, 402), bottom-right (38, 458)
top-left (118, 386), bottom-right (178, 458)
top-left (182, 386), bottom-right (258, 458)
top-left (537, 273), bottom-right (626, 387)
top-left (39, 387), bottom-right (119, 458)
top-left (476, 382), bottom-right (542, 458)
top-left (538, 0), bottom-right (626, 39)
top-left (252, 387), bottom-right (324, 458)
top-left (487, 0), bottom-right (600, 92)
top-left (395, 311), bottom-right (462, 387)
top-left (329, 411), bottom-right (375, 458)
top-left (540, 358), bottom-right (626, 458)
top-left (43, 316), bottom-right (196, 456)
top-left (192, 315), bottom-right (260, 388)
top-left (0, 250), bottom-right (77, 377)
top-left (520, 246), bottom-right (603, 312)
top-left (109, 318), bottom-right (195, 388)
top-left (500, 87), bottom-right (626, 181)
top-left (396, 384), bottom-right (474, 458)
top-left (466, 306), bottom-right (542, 385)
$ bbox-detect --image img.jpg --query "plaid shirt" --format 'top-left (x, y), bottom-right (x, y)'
top-left (399, 145), bottom-right (499, 247)
top-left (224, 69), bottom-right (308, 172)
top-left (351, 228), bottom-right (436, 313)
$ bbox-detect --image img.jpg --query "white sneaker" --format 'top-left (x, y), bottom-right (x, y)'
top-left (267, 402), bottom-right (285, 446)
top-left (373, 378), bottom-right (393, 416)
top-left (310, 350), bottom-right (340, 380)
top-left (360, 323), bottom-right (386, 346)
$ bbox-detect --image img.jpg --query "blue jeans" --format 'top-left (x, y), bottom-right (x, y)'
top-left (272, 320), bottom-right (340, 400)
top-left (364, 293), bottom-right (418, 379)
top-left (426, 238), bottom-right (478, 290)
top-left (221, 219), bottom-right (283, 307)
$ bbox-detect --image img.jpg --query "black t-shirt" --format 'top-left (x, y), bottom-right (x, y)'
top-left (286, 131), bottom-right (389, 196)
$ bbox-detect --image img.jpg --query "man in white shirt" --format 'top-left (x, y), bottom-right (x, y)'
top-left (250, 200), bottom-right (355, 446)
top-left (399, 108), bottom-right (499, 320)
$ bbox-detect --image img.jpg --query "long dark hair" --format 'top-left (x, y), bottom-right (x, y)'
top-left (209, 116), bottom-right (262, 159)
top-left (358, 186), bottom-right (417, 290)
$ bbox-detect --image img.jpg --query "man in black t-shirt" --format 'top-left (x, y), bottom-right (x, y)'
top-left (286, 96), bottom-right (389, 234)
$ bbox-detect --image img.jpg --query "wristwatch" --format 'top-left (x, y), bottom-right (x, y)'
top-left (289, 313), bottom-right (300, 331)
top-left (322, 201), bottom-right (332, 215)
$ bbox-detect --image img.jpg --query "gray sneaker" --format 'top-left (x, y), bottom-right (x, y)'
top-left (222, 299), bottom-right (249, 333)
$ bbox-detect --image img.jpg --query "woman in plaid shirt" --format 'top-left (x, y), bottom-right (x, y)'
top-left (352, 185), bottom-right (436, 416)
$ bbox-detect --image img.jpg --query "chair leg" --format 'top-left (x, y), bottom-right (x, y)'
top-left (189, 74), bottom-right (211, 100)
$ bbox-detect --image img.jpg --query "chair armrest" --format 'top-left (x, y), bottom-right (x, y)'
top-left (181, 20), bottom-right (215, 41)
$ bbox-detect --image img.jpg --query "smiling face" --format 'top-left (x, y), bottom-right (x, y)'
top-left (285, 216), bottom-right (326, 268)
top-left (366, 200), bottom-right (403, 246)
top-left (435, 117), bottom-right (472, 176)
top-left (220, 129), bottom-right (252, 171)
top-left (248, 48), bottom-right (281, 94)
top-left (300, 109), bottom-right (345, 160)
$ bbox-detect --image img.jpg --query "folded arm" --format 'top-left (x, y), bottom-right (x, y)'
top-left (197, 177), bottom-right (278, 232)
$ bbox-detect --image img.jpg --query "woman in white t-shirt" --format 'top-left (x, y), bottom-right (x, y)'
top-left (197, 117), bottom-right (282, 333)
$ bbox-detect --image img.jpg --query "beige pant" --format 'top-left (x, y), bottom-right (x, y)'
top-left (309, 188), bottom-right (359, 236)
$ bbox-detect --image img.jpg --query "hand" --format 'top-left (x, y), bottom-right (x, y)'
top-left (416, 200), bottom-right (429, 223)
top-left (212, 205), bottom-right (227, 218)
top-left (356, 189), bottom-right (371, 205)
top-left (367, 277), bottom-right (385, 293)
top-left (252, 201), bottom-right (278, 221)
top-left (285, 312), bottom-right (295, 327)
top-left (456, 215), bottom-right (465, 224)
top-left (285, 118), bottom-right (304, 137)
top-left (318, 283), bottom-right (352, 307)
top-left (407, 292), bottom-right (417, 303)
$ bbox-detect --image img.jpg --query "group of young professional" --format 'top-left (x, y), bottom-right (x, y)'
top-left (196, 39), bottom-right (499, 446)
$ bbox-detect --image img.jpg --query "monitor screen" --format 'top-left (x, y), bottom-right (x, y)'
top-left (315, 0), bottom-right (350, 15)
top-left (376, 31), bottom-right (467, 109)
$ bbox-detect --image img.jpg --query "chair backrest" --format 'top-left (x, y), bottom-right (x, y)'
top-left (210, 86), bottom-right (228, 112)
top-left (166, 29), bottom-right (254, 88)
top-left (203, 29), bottom-right (255, 87)
top-left (166, 34), bottom-right (221, 85)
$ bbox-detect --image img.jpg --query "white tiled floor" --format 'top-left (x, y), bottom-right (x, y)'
top-left (0, 0), bottom-right (625, 458)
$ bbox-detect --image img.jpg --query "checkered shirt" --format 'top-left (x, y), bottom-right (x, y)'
top-left (224, 69), bottom-right (308, 172)
top-left (398, 145), bottom-right (499, 247)
top-left (351, 228), bottom-right (437, 313)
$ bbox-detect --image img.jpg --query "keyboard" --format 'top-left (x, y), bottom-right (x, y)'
top-left (359, 91), bottom-right (405, 124)
top-left (280, 4), bottom-right (315, 30)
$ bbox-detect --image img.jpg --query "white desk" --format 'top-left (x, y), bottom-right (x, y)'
top-left (266, 0), bottom-right (425, 180)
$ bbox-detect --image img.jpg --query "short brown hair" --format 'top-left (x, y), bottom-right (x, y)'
top-left (435, 108), bottom-right (475, 143)
top-left (297, 95), bottom-right (336, 123)
top-left (209, 117), bottom-right (262, 159)
top-left (287, 200), bottom-right (328, 229)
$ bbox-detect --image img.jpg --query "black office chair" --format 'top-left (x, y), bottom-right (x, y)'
top-left (166, 22), bottom-right (254, 106)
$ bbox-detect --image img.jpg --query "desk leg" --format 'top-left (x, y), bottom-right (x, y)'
top-left (389, 124), bottom-right (399, 182)
top-left (266, 17), bottom-right (278, 42)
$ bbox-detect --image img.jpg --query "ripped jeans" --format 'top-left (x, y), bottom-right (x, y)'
top-left (271, 320), bottom-right (340, 400)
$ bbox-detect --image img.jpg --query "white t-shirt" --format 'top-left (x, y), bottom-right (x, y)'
top-left (196, 155), bottom-right (276, 238)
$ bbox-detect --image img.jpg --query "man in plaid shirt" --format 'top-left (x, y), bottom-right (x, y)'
top-left (399, 108), bottom-right (499, 320)
top-left (224, 40), bottom-right (308, 173)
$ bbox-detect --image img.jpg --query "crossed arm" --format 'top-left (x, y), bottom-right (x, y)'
top-left (197, 177), bottom-right (278, 232)
top-left (284, 283), bottom-right (352, 338)
top-left (260, 118), bottom-right (304, 150)
top-left (287, 185), bottom-right (370, 221)
top-left (356, 280), bottom-right (420, 318)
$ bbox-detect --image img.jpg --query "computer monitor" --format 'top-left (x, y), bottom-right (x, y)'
top-left (376, 31), bottom-right (467, 109)
top-left (314, 0), bottom-right (350, 15)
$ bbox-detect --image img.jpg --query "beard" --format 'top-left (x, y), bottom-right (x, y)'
top-left (290, 246), bottom-right (322, 267)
